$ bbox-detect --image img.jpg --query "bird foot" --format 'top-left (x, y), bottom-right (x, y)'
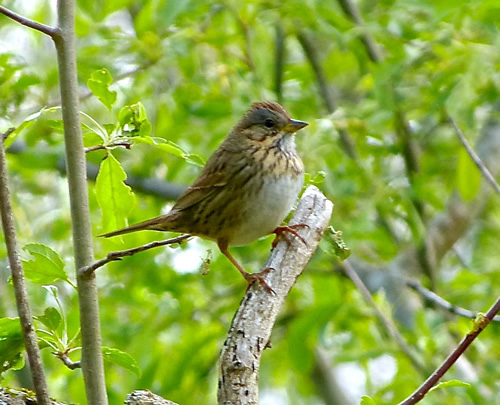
top-left (244, 268), bottom-right (275, 295)
top-left (271, 224), bottom-right (309, 249)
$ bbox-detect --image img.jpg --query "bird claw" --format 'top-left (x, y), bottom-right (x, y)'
top-left (271, 224), bottom-right (309, 249)
top-left (244, 268), bottom-right (276, 295)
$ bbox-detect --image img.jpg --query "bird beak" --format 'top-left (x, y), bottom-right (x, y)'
top-left (284, 119), bottom-right (308, 134)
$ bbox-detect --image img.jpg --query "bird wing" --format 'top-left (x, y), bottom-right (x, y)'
top-left (171, 170), bottom-right (227, 212)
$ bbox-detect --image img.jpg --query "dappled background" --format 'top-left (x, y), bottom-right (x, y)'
top-left (1, 0), bottom-right (500, 404)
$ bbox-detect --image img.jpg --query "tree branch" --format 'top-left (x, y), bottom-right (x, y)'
top-left (84, 142), bottom-right (131, 154)
top-left (53, 0), bottom-right (108, 402)
top-left (336, 0), bottom-right (383, 63)
top-left (80, 234), bottom-right (191, 277)
top-left (296, 30), bottom-right (358, 159)
top-left (313, 346), bottom-right (355, 405)
top-left (56, 352), bottom-right (81, 370)
top-left (397, 296), bottom-right (500, 405)
top-left (0, 139), bottom-right (51, 404)
top-left (274, 23), bottom-right (286, 104)
top-left (406, 279), bottom-right (500, 322)
top-left (217, 186), bottom-right (333, 404)
top-left (448, 114), bottom-right (500, 196)
top-left (342, 261), bottom-right (428, 373)
top-left (125, 390), bottom-right (179, 405)
top-left (0, 5), bottom-right (60, 38)
top-left (0, 388), bottom-right (66, 405)
top-left (6, 142), bottom-right (186, 200)
top-left (335, 0), bottom-right (426, 238)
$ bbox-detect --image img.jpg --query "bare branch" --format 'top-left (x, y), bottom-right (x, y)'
top-left (0, 5), bottom-right (59, 38)
top-left (125, 390), bottom-right (179, 405)
top-left (80, 234), bottom-right (191, 277)
top-left (84, 142), bottom-right (131, 154)
top-left (406, 279), bottom-right (500, 322)
top-left (335, 0), bottom-right (426, 238)
top-left (56, 352), bottom-right (81, 370)
top-left (2, 127), bottom-right (15, 142)
top-left (274, 24), bottom-right (286, 104)
top-left (397, 297), bottom-right (500, 405)
top-left (342, 261), bottom-right (428, 373)
top-left (296, 30), bottom-right (358, 159)
top-left (0, 136), bottom-right (51, 404)
top-left (53, 0), bottom-right (108, 401)
top-left (448, 114), bottom-right (500, 197)
top-left (336, 0), bottom-right (383, 63)
top-left (217, 186), bottom-right (333, 404)
top-left (0, 388), bottom-right (66, 405)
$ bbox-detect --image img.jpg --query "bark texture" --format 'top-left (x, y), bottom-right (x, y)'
top-left (217, 185), bottom-right (334, 405)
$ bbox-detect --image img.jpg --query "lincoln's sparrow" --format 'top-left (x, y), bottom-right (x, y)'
top-left (101, 101), bottom-right (308, 292)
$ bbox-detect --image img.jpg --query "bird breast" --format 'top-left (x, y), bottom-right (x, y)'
top-left (227, 171), bottom-right (304, 246)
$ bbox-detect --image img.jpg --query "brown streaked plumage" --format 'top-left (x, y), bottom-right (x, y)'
top-left (101, 101), bottom-right (308, 292)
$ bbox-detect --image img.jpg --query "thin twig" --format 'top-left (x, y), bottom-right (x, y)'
top-left (274, 24), bottom-right (286, 104)
top-left (84, 142), bottom-right (131, 154)
top-left (56, 352), bottom-right (81, 370)
top-left (336, 0), bottom-right (383, 63)
top-left (398, 296), bottom-right (500, 405)
top-left (448, 114), bottom-right (500, 197)
top-left (2, 127), bottom-right (15, 142)
top-left (341, 261), bottom-right (428, 373)
top-left (0, 134), bottom-right (51, 404)
top-left (80, 234), bottom-right (191, 277)
top-left (296, 29), bottom-right (358, 159)
top-left (228, 6), bottom-right (255, 72)
top-left (336, 0), bottom-right (429, 281)
top-left (0, 5), bottom-right (60, 38)
top-left (406, 279), bottom-right (500, 322)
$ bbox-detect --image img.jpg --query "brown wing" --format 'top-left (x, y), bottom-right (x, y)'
top-left (169, 144), bottom-right (233, 212)
top-left (171, 170), bottom-right (227, 212)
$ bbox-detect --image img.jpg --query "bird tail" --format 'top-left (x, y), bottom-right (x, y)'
top-left (99, 215), bottom-right (170, 238)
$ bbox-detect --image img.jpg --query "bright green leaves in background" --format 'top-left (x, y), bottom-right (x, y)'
top-left (456, 149), bottom-right (481, 201)
top-left (35, 286), bottom-right (79, 356)
top-left (0, 318), bottom-right (24, 376)
top-left (2, 0), bottom-right (500, 403)
top-left (133, 136), bottom-right (205, 167)
top-left (0, 285), bottom-right (141, 381)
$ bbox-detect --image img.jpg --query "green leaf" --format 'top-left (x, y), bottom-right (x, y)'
top-left (360, 396), bottom-right (378, 405)
top-left (4, 108), bottom-right (47, 148)
top-left (37, 307), bottom-right (62, 331)
top-left (118, 105), bottom-right (134, 127)
top-left (0, 318), bottom-right (25, 374)
top-left (87, 68), bottom-right (117, 110)
top-left (102, 346), bottom-right (141, 377)
top-left (22, 243), bottom-right (72, 285)
top-left (134, 136), bottom-right (184, 156)
top-left (429, 379), bottom-right (471, 392)
top-left (457, 149), bottom-right (481, 201)
top-left (133, 137), bottom-right (204, 167)
top-left (118, 103), bottom-right (151, 137)
top-left (96, 153), bottom-right (136, 233)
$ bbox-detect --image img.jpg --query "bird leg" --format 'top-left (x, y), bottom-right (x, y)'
top-left (271, 224), bottom-right (309, 249)
top-left (218, 240), bottom-right (275, 294)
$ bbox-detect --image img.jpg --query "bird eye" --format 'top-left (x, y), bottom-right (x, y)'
top-left (264, 119), bottom-right (275, 128)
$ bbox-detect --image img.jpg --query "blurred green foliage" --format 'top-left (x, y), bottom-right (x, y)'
top-left (1, 0), bottom-right (500, 404)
